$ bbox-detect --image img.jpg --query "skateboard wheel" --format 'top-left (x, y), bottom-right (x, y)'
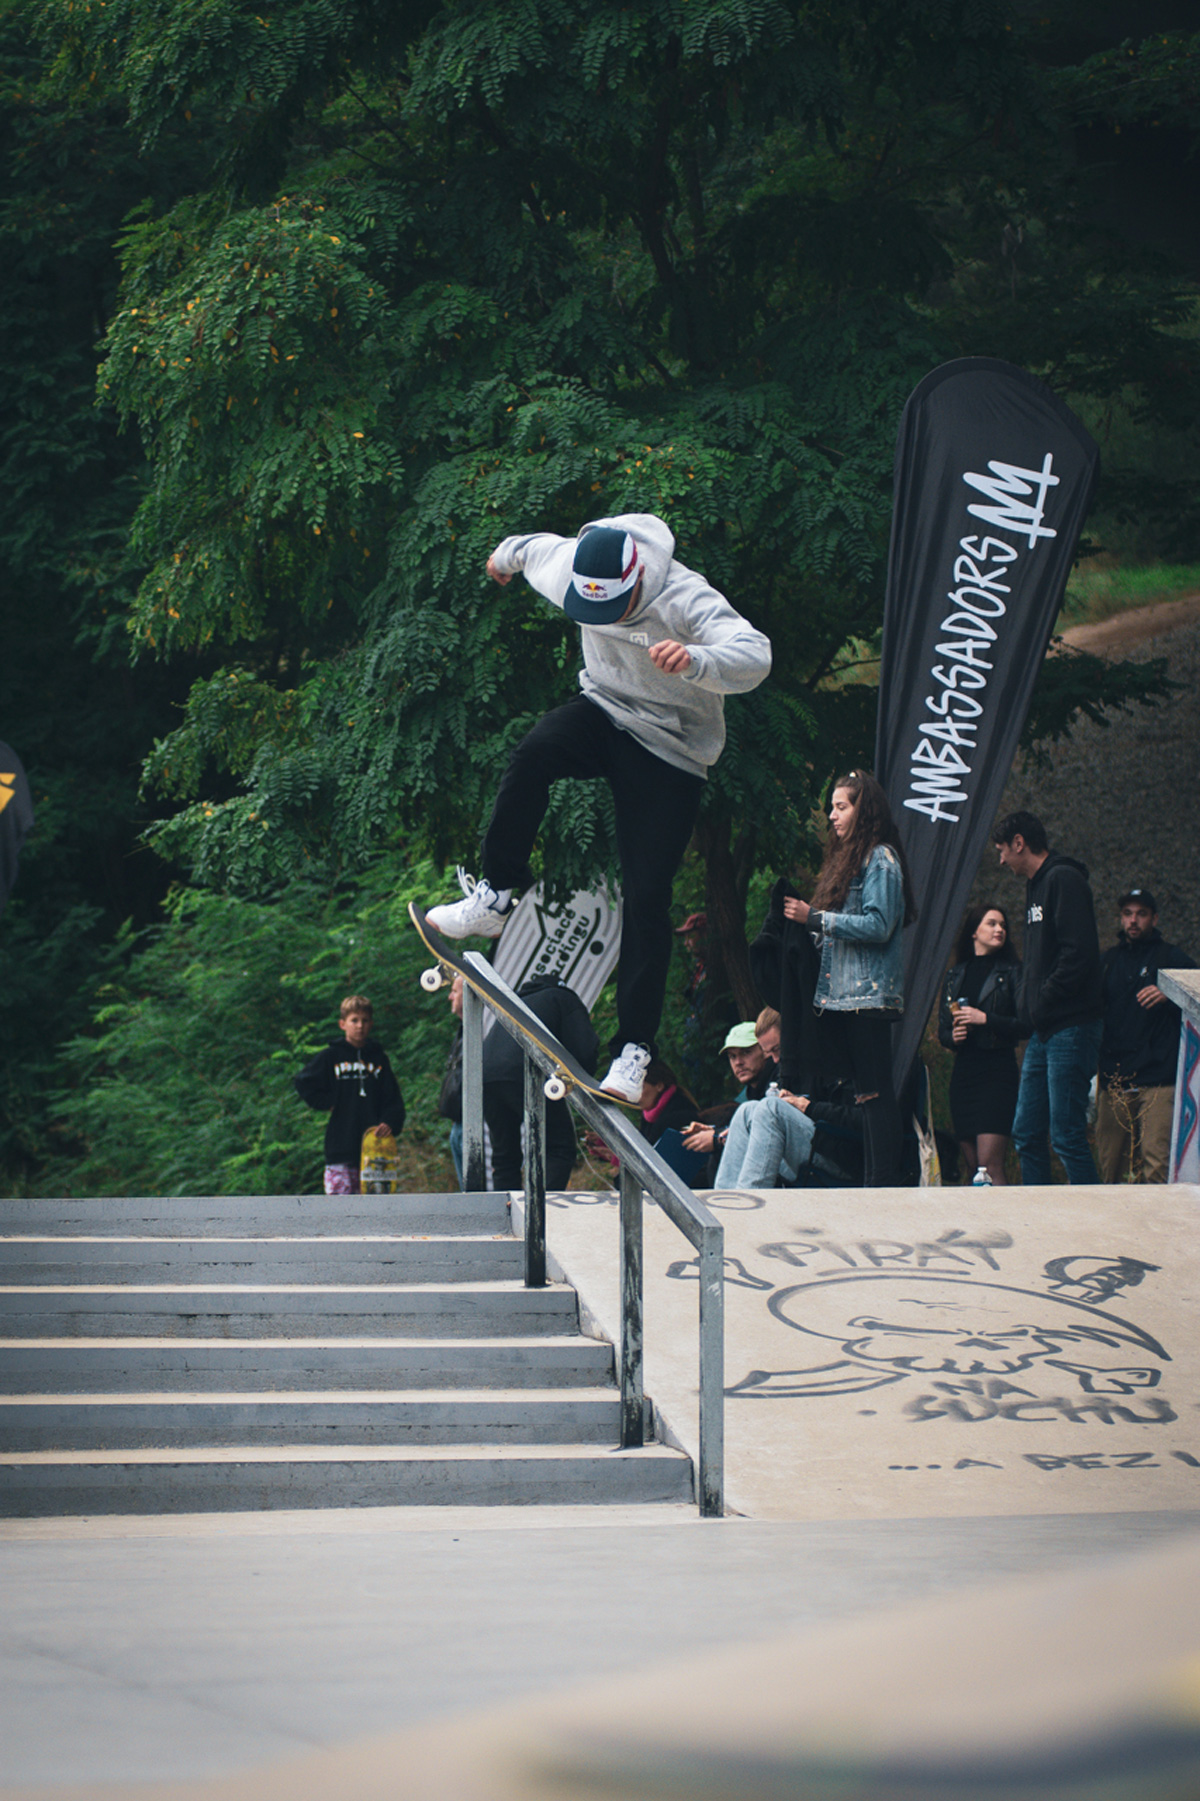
top-left (544, 1076), bottom-right (568, 1102)
top-left (420, 966), bottom-right (445, 993)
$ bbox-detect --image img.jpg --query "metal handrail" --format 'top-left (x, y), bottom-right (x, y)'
top-left (459, 952), bottom-right (724, 1517)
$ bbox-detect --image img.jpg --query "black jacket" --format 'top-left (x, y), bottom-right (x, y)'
top-left (938, 956), bottom-right (1024, 1054)
top-left (1019, 852), bottom-right (1102, 1039)
top-left (804, 1083), bottom-right (865, 1185)
top-left (639, 1083), bottom-right (697, 1147)
top-left (1099, 929), bottom-right (1195, 1089)
top-left (438, 1029), bottom-right (463, 1123)
top-left (751, 877), bottom-right (822, 1092)
top-left (294, 1037), bottom-right (406, 1165)
top-left (481, 975), bottom-right (599, 1085)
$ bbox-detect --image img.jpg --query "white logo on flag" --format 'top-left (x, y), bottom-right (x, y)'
top-left (963, 454), bottom-right (1059, 549)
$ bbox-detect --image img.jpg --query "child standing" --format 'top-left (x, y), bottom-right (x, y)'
top-left (294, 994), bottom-right (406, 1194)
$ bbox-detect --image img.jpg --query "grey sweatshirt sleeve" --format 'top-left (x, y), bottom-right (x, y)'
top-left (679, 587), bottom-right (772, 695)
top-left (489, 533), bottom-right (575, 604)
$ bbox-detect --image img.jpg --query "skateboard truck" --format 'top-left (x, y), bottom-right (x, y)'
top-left (420, 959), bottom-right (570, 1099)
top-left (410, 900), bottom-right (628, 1111)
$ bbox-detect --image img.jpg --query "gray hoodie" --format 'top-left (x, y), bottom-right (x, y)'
top-left (489, 513), bottom-right (771, 779)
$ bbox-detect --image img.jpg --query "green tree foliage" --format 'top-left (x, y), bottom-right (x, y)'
top-left (47, 4), bottom-right (1195, 968)
top-left (8, 0), bottom-right (1198, 1191)
top-left (43, 861), bottom-right (459, 1197)
top-left (0, 8), bottom-right (210, 1184)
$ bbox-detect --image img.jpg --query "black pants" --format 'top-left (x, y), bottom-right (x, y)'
top-left (820, 1010), bottom-right (902, 1188)
top-left (482, 696), bottom-right (705, 1054)
top-left (484, 1080), bottom-right (577, 1191)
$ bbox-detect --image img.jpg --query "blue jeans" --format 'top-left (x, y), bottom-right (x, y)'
top-left (1012, 1020), bottom-right (1102, 1184)
top-left (714, 1096), bottom-right (816, 1189)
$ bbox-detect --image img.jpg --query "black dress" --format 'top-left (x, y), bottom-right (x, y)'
top-left (938, 955), bottom-right (1022, 1140)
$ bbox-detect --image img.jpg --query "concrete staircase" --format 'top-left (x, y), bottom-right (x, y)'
top-left (0, 1193), bottom-right (693, 1516)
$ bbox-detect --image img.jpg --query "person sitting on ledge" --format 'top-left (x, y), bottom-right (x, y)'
top-left (680, 1012), bottom-right (780, 1180)
top-left (714, 1075), bottom-right (864, 1189)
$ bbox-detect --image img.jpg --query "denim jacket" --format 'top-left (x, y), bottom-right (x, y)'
top-left (812, 844), bottom-right (905, 1012)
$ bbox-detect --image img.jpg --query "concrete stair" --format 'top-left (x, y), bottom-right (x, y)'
top-left (0, 1194), bottom-right (693, 1516)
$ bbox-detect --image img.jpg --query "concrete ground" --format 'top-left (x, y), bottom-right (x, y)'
top-left (528, 1183), bottom-right (1200, 1520)
top-left (4, 1503), bottom-right (1200, 1790)
top-left (6, 1180), bottom-right (1199, 1794)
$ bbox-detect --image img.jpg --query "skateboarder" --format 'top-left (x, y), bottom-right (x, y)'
top-left (427, 514), bottom-right (771, 1104)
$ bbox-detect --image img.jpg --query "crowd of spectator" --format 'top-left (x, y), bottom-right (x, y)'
top-left (293, 800), bottom-right (1193, 1195)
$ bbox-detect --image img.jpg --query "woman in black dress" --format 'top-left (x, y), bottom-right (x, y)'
top-left (938, 904), bottom-right (1022, 1185)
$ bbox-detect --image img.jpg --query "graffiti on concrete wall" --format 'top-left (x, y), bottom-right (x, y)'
top-left (727, 1232), bottom-right (1176, 1428)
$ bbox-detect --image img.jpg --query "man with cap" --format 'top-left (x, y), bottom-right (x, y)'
top-left (680, 1013), bottom-right (780, 1175)
top-left (426, 514), bottom-right (771, 1103)
top-left (1096, 888), bottom-right (1195, 1183)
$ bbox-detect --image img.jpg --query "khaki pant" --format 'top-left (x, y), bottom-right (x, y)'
top-left (1095, 1084), bottom-right (1175, 1183)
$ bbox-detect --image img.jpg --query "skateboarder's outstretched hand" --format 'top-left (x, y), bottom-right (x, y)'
top-left (485, 554), bottom-right (512, 585)
top-left (648, 639), bottom-right (692, 675)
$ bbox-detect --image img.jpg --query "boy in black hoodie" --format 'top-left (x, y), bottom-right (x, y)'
top-left (294, 994), bottom-right (406, 1193)
top-left (995, 812), bottom-right (1102, 1184)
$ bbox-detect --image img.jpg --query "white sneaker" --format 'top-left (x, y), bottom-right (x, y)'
top-left (426, 867), bottom-right (513, 939)
top-left (600, 1042), bottom-right (652, 1105)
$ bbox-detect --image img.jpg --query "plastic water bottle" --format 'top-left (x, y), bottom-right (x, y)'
top-left (972, 1165), bottom-right (993, 1186)
top-left (766, 1082), bottom-right (780, 1099)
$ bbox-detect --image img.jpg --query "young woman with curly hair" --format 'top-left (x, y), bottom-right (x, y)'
top-left (784, 771), bottom-right (917, 1186)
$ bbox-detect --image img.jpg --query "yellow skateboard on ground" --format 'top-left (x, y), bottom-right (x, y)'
top-left (409, 901), bottom-right (632, 1107)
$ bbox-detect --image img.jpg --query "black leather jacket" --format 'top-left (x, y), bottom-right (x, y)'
top-left (938, 957), bottom-right (1024, 1055)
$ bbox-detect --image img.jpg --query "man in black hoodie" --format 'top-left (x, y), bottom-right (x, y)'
top-left (995, 811), bottom-right (1102, 1184)
top-left (1096, 888), bottom-right (1195, 1183)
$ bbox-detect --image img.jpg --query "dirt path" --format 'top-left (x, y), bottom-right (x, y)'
top-left (1059, 591), bottom-right (1200, 655)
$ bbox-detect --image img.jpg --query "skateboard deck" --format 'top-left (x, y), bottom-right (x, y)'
top-left (360, 1126), bottom-right (401, 1193)
top-left (409, 901), bottom-right (630, 1107)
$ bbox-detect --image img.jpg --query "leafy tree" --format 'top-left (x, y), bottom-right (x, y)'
top-left (43, 860), bottom-right (459, 1197)
top-left (20, 0), bottom-right (1198, 1164)
top-left (0, 7), bottom-right (212, 1185)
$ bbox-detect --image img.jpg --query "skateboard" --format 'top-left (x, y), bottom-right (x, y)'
top-left (409, 900), bottom-right (631, 1107)
top-left (360, 1126), bottom-right (401, 1193)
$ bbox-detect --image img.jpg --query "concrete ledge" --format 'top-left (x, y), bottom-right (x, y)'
top-left (0, 1282), bottom-right (580, 1339)
top-left (517, 1182), bottom-right (1200, 1521)
top-left (0, 1194), bottom-right (508, 1236)
top-left (1, 1236), bottom-right (524, 1285)
top-left (0, 1336), bottom-right (615, 1392)
top-left (0, 1441), bottom-right (694, 1515)
top-left (0, 1388), bottom-right (635, 1449)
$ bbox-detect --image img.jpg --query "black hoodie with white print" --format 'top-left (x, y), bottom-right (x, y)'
top-left (1018, 851), bottom-right (1103, 1040)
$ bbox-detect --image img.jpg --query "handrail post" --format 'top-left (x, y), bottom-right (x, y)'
top-left (697, 1223), bottom-right (725, 1516)
top-left (523, 1052), bottom-right (547, 1288)
top-left (618, 1164), bottom-right (644, 1447)
top-left (459, 950), bottom-right (721, 1514)
top-left (461, 981), bottom-right (485, 1192)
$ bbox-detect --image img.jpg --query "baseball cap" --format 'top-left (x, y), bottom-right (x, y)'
top-left (675, 911), bottom-right (707, 935)
top-left (565, 525), bottom-right (641, 625)
top-left (721, 1022), bottom-right (759, 1053)
top-left (1118, 887), bottom-right (1158, 912)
